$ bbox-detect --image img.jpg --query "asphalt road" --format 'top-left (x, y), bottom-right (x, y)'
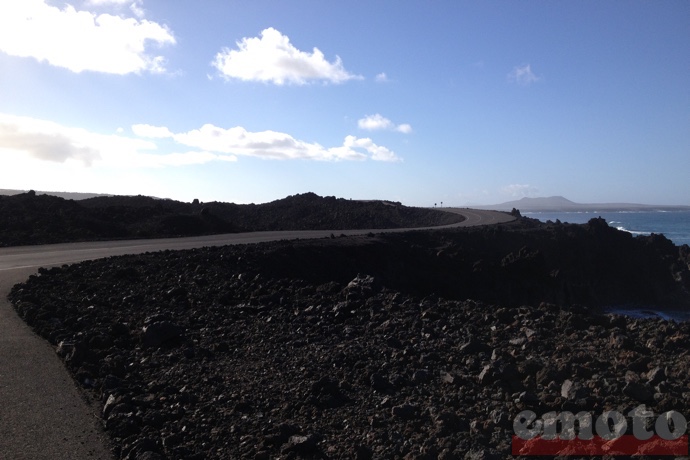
top-left (0, 209), bottom-right (513, 459)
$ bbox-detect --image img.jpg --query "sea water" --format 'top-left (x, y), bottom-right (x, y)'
top-left (523, 210), bottom-right (690, 247)
top-left (525, 210), bottom-right (690, 321)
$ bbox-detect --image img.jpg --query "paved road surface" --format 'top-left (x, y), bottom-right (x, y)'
top-left (0, 209), bottom-right (513, 459)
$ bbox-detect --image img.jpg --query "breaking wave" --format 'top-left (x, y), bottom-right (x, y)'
top-left (527, 211), bottom-right (690, 246)
top-left (615, 226), bottom-right (651, 236)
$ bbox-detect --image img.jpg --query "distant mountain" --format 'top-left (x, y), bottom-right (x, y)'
top-left (0, 189), bottom-right (110, 200)
top-left (474, 196), bottom-right (690, 212)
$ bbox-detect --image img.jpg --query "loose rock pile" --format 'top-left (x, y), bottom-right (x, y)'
top-left (9, 219), bottom-right (690, 459)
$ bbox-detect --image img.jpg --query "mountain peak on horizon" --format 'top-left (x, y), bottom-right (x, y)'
top-left (515, 196), bottom-right (574, 204)
top-left (474, 195), bottom-right (690, 211)
top-left (470, 195), bottom-right (582, 211)
top-left (518, 195), bottom-right (574, 203)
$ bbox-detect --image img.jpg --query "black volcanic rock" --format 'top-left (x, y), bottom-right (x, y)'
top-left (141, 321), bottom-right (184, 348)
top-left (8, 217), bottom-right (690, 459)
top-left (221, 217), bottom-right (690, 310)
top-left (0, 192), bottom-right (463, 246)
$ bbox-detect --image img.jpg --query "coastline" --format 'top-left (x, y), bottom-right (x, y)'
top-left (524, 209), bottom-right (690, 247)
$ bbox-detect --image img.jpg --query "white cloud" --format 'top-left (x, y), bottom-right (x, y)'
top-left (358, 114), bottom-right (412, 134)
top-left (86, 0), bottom-right (148, 17)
top-left (130, 2), bottom-right (146, 18)
top-left (0, 0), bottom-right (175, 74)
top-left (358, 114), bottom-right (392, 131)
top-left (135, 151), bottom-right (237, 168)
top-left (0, 112), bottom-right (400, 179)
top-left (375, 72), bottom-right (389, 82)
top-left (502, 184), bottom-right (539, 197)
top-left (134, 123), bottom-right (401, 162)
top-left (347, 136), bottom-right (400, 162)
top-left (132, 123), bottom-right (174, 138)
top-left (396, 124), bottom-right (413, 134)
top-left (508, 64), bottom-right (540, 85)
top-left (86, 0), bottom-right (132, 5)
top-left (212, 27), bottom-right (362, 85)
top-left (0, 114), bottom-right (102, 166)
top-left (0, 113), bottom-right (234, 170)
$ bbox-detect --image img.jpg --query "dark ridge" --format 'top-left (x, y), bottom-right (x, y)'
top-left (0, 189), bottom-right (111, 200)
top-left (0, 192), bottom-right (463, 246)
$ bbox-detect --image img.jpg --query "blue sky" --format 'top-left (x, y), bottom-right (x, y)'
top-left (1, 1), bottom-right (688, 206)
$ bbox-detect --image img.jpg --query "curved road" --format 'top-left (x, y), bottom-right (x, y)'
top-left (0, 209), bottom-right (512, 459)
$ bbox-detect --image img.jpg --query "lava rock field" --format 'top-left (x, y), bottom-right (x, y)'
top-left (9, 217), bottom-right (690, 459)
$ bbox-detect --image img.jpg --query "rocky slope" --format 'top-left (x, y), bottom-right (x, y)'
top-left (0, 192), bottom-right (462, 246)
top-left (8, 217), bottom-right (690, 459)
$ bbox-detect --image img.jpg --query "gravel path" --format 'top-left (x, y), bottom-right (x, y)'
top-left (0, 267), bottom-right (114, 460)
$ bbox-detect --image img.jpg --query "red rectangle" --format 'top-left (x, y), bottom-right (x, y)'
top-left (512, 435), bottom-right (688, 456)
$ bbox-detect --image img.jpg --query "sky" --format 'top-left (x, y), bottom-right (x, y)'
top-left (0, 0), bottom-right (688, 206)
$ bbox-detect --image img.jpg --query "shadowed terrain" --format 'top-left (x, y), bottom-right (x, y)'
top-left (0, 191), bottom-right (464, 247)
top-left (8, 215), bottom-right (690, 459)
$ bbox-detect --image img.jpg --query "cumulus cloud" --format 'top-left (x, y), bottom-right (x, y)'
top-left (347, 136), bottom-right (399, 162)
top-left (132, 123), bottom-right (174, 138)
top-left (85, 0), bottom-right (147, 18)
top-left (86, 0), bottom-right (132, 5)
top-left (0, 0), bottom-right (175, 74)
top-left (502, 184), bottom-right (539, 197)
top-left (212, 27), bottom-right (362, 85)
top-left (0, 111), bottom-right (400, 176)
top-left (0, 113), bottom-right (234, 169)
top-left (358, 114), bottom-right (412, 134)
top-left (375, 72), bottom-right (389, 82)
top-left (135, 150), bottom-right (237, 168)
top-left (0, 114), bottom-right (102, 166)
top-left (396, 124), bottom-right (413, 134)
top-left (133, 123), bottom-right (401, 162)
top-left (508, 64), bottom-right (540, 85)
top-left (129, 2), bottom-right (146, 18)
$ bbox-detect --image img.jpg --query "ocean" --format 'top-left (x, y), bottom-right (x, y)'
top-left (523, 210), bottom-right (690, 247)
